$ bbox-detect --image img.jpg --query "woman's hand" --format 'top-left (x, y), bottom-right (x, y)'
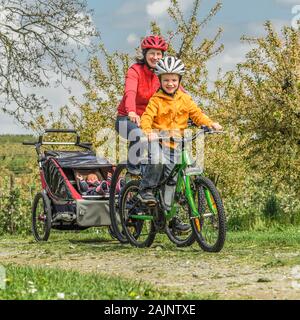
top-left (128, 111), bottom-right (141, 127)
top-left (211, 122), bottom-right (223, 131)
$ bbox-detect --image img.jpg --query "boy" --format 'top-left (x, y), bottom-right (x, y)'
top-left (139, 56), bottom-right (222, 205)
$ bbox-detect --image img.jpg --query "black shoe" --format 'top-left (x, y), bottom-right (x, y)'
top-left (127, 167), bottom-right (141, 176)
top-left (137, 189), bottom-right (156, 206)
top-left (169, 217), bottom-right (191, 232)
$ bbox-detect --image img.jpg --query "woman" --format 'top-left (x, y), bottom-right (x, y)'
top-left (115, 36), bottom-right (189, 232)
top-left (115, 35), bottom-right (168, 175)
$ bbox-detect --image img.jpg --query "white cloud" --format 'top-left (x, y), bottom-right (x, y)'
top-left (117, 1), bottom-right (146, 15)
top-left (206, 43), bottom-right (253, 82)
top-left (0, 75), bottom-right (85, 134)
top-left (127, 33), bottom-right (139, 45)
top-left (0, 113), bottom-right (32, 134)
top-left (146, 0), bottom-right (194, 17)
top-left (146, 0), bottom-right (170, 17)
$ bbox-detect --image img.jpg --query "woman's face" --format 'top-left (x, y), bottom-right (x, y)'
top-left (160, 73), bottom-right (180, 95)
top-left (145, 49), bottom-right (163, 68)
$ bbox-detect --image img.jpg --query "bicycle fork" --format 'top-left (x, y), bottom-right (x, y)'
top-left (184, 174), bottom-right (217, 232)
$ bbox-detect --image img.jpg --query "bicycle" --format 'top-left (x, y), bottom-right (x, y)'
top-left (109, 160), bottom-right (195, 246)
top-left (118, 127), bottom-right (227, 252)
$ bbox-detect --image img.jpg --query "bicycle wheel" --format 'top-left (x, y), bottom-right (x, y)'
top-left (32, 192), bottom-right (52, 242)
top-left (190, 176), bottom-right (226, 252)
top-left (120, 180), bottom-right (156, 248)
top-left (165, 191), bottom-right (195, 247)
top-left (109, 162), bottom-right (128, 243)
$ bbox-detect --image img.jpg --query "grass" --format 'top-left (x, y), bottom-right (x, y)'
top-left (0, 264), bottom-right (215, 300)
top-left (227, 226), bottom-right (300, 246)
top-left (1, 225), bottom-right (300, 260)
top-left (0, 226), bottom-right (300, 300)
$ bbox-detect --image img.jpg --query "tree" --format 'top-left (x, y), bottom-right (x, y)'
top-left (222, 22), bottom-right (300, 193)
top-left (0, 0), bottom-right (99, 124)
top-left (23, 1), bottom-right (300, 226)
top-left (31, 1), bottom-right (224, 137)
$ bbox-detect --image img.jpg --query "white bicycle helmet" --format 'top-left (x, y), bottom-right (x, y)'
top-left (155, 56), bottom-right (185, 76)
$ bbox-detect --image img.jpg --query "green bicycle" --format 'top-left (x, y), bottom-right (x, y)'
top-left (118, 127), bottom-right (226, 252)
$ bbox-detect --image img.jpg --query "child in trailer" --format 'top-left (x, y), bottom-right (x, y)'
top-left (139, 56), bottom-right (222, 206)
top-left (77, 172), bottom-right (125, 196)
top-left (77, 173), bottom-right (110, 195)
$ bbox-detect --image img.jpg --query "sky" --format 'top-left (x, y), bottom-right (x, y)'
top-left (0, 0), bottom-right (299, 134)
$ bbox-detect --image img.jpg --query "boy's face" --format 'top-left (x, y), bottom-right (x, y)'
top-left (160, 73), bottom-right (180, 95)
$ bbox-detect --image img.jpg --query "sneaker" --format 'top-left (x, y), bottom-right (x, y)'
top-left (137, 189), bottom-right (156, 206)
top-left (169, 217), bottom-right (191, 232)
top-left (127, 167), bottom-right (141, 176)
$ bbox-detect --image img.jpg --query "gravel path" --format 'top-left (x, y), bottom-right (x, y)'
top-left (1, 236), bottom-right (300, 300)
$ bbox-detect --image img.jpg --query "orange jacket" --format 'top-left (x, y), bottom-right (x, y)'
top-left (140, 89), bottom-right (214, 135)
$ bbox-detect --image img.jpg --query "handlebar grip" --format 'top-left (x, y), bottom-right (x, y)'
top-left (201, 125), bottom-right (212, 133)
top-left (44, 129), bottom-right (77, 134)
top-left (22, 142), bottom-right (37, 146)
top-left (187, 119), bottom-right (197, 127)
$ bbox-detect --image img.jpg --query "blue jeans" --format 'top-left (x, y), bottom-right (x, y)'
top-left (115, 116), bottom-right (146, 172)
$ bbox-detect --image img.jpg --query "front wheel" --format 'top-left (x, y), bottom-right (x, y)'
top-left (32, 192), bottom-right (52, 242)
top-left (190, 176), bottom-right (226, 252)
top-left (120, 180), bottom-right (156, 248)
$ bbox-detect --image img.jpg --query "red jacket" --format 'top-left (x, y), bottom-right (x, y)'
top-left (117, 63), bottom-right (160, 117)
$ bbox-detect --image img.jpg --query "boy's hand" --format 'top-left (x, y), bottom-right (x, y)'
top-left (211, 122), bottom-right (223, 131)
top-left (128, 112), bottom-right (141, 127)
top-left (77, 174), bottom-right (83, 181)
top-left (148, 132), bottom-right (159, 141)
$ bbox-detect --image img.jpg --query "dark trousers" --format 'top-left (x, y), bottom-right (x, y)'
top-left (115, 116), bottom-right (146, 172)
top-left (140, 141), bottom-right (180, 190)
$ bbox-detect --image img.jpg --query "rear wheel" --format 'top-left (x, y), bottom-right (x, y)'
top-left (32, 192), bottom-right (52, 242)
top-left (190, 176), bottom-right (226, 252)
top-left (107, 226), bottom-right (117, 239)
top-left (120, 180), bottom-right (156, 248)
top-left (109, 163), bottom-right (128, 243)
top-left (165, 191), bottom-right (195, 247)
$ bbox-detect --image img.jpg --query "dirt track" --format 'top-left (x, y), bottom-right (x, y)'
top-left (1, 233), bottom-right (300, 300)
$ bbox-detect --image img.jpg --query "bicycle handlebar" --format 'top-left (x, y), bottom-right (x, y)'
top-left (142, 126), bottom-right (225, 144)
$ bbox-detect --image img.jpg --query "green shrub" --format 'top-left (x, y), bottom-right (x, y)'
top-left (0, 175), bottom-right (35, 236)
top-left (263, 195), bottom-right (282, 221)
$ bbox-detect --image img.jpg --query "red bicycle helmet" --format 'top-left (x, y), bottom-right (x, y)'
top-left (141, 35), bottom-right (168, 51)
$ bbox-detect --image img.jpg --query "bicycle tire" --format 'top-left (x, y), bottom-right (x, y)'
top-left (120, 180), bottom-right (156, 248)
top-left (109, 163), bottom-right (128, 243)
top-left (32, 192), bottom-right (52, 242)
top-left (165, 195), bottom-right (195, 247)
top-left (190, 176), bottom-right (226, 252)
